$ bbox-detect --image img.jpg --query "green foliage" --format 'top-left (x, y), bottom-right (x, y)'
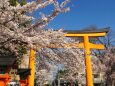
top-left (18, 45), bottom-right (27, 55)
top-left (19, 20), bottom-right (32, 28)
top-left (89, 37), bottom-right (98, 43)
top-left (58, 70), bottom-right (65, 75)
top-left (19, 0), bottom-right (27, 6)
top-left (17, 45), bottom-right (27, 65)
top-left (57, 70), bottom-right (66, 78)
top-left (9, 0), bottom-right (18, 6)
top-left (9, 0), bottom-right (27, 6)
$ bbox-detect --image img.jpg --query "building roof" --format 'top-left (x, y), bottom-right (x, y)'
top-left (0, 57), bottom-right (16, 66)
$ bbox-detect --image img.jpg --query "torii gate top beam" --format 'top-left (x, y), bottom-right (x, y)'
top-left (64, 28), bottom-right (109, 37)
top-left (64, 28), bottom-right (109, 34)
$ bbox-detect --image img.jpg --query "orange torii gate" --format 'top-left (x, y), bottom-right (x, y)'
top-left (28, 29), bottom-right (109, 86)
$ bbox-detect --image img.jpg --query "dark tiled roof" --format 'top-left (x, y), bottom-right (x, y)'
top-left (0, 56), bottom-right (16, 66)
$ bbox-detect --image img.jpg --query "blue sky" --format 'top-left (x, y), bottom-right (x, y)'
top-left (33, 0), bottom-right (115, 31)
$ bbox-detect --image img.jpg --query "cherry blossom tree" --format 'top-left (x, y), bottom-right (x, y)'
top-left (0, 0), bottom-right (108, 85)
